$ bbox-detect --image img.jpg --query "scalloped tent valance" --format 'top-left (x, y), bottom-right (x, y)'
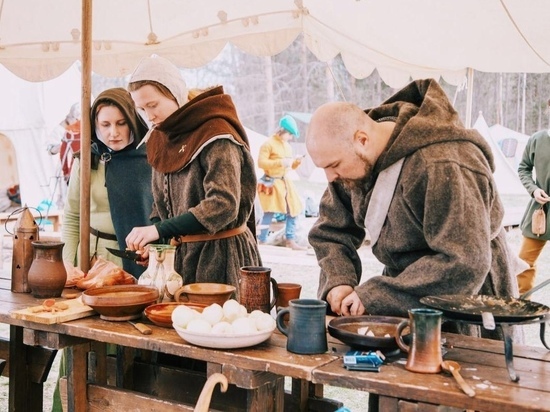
top-left (1, 0), bottom-right (549, 87)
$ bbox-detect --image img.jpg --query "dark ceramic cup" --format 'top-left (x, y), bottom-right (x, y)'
top-left (238, 266), bottom-right (278, 313)
top-left (276, 298), bottom-right (328, 354)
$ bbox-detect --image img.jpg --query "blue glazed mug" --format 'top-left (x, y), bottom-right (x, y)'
top-left (276, 299), bottom-right (328, 354)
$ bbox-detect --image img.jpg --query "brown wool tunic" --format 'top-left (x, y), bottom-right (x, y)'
top-left (309, 79), bottom-right (518, 339)
top-left (147, 87), bottom-right (261, 297)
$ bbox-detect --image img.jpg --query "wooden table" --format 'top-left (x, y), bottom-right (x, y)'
top-left (1, 271), bottom-right (550, 411)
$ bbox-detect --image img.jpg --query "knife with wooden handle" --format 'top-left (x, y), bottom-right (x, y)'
top-left (128, 320), bottom-right (152, 335)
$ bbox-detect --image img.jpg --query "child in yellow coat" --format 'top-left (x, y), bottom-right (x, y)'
top-left (257, 115), bottom-right (305, 250)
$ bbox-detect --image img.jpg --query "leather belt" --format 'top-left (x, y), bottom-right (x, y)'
top-left (90, 227), bottom-right (117, 241)
top-left (172, 224), bottom-right (247, 245)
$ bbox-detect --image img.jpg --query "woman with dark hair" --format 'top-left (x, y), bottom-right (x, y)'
top-left (62, 87), bottom-right (153, 278)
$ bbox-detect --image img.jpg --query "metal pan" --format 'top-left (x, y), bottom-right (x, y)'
top-left (327, 315), bottom-right (409, 351)
top-left (420, 294), bottom-right (549, 323)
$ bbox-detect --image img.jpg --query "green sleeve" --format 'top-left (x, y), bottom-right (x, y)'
top-left (154, 212), bottom-right (205, 239)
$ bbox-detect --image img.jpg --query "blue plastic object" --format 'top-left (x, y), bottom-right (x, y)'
top-left (279, 115), bottom-right (300, 137)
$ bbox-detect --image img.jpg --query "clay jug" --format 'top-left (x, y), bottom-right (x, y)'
top-left (138, 244), bottom-right (183, 302)
top-left (27, 240), bottom-right (67, 298)
top-left (395, 308), bottom-right (443, 373)
top-left (238, 266), bottom-right (278, 313)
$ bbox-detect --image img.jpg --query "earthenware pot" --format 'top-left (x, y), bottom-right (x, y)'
top-left (27, 240), bottom-right (67, 298)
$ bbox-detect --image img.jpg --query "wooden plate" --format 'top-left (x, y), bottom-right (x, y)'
top-left (144, 302), bottom-right (206, 328)
top-left (81, 285), bottom-right (159, 321)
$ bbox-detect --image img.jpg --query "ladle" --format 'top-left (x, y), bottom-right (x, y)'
top-left (441, 360), bottom-right (476, 397)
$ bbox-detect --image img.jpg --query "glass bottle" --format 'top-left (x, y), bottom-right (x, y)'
top-left (138, 244), bottom-right (183, 302)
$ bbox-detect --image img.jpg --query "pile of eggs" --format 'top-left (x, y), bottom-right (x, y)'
top-left (172, 299), bottom-right (276, 335)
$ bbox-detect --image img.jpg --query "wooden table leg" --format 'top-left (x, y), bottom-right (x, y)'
top-left (290, 378), bottom-right (309, 411)
top-left (245, 375), bottom-right (284, 412)
top-left (116, 345), bottom-right (136, 389)
top-left (66, 342), bottom-right (89, 411)
top-left (89, 341), bottom-right (107, 385)
top-left (9, 325), bottom-right (43, 412)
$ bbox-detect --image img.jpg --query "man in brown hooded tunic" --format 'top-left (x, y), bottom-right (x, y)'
top-left (306, 79), bottom-right (523, 338)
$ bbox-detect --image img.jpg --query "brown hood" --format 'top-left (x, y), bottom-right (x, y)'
top-left (147, 86), bottom-right (251, 173)
top-left (366, 79), bottom-right (495, 174)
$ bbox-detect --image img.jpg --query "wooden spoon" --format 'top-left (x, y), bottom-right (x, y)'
top-left (441, 360), bottom-right (476, 397)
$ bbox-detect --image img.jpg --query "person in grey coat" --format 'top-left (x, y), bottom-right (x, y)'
top-left (516, 126), bottom-right (550, 294)
top-left (125, 56), bottom-right (261, 297)
top-left (306, 79), bottom-right (524, 339)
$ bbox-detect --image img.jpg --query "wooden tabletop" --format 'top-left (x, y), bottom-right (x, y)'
top-left (315, 332), bottom-right (550, 411)
top-left (0, 286), bottom-right (341, 382)
top-left (1, 279), bottom-right (550, 411)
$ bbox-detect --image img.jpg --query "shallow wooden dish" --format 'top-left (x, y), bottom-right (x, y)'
top-left (81, 285), bottom-right (159, 321)
top-left (174, 283), bottom-right (236, 306)
top-left (144, 302), bottom-right (206, 328)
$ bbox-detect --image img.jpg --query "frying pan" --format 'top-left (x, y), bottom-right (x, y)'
top-left (420, 278), bottom-right (550, 323)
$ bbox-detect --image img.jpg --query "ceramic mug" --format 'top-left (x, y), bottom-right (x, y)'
top-left (276, 283), bottom-right (302, 310)
top-left (395, 308), bottom-right (443, 373)
top-left (276, 299), bottom-right (328, 354)
top-left (238, 266), bottom-right (278, 313)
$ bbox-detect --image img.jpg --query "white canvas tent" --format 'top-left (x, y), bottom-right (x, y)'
top-left (1, 0), bottom-right (550, 85)
top-left (489, 124), bottom-right (530, 170)
top-left (0, 64), bottom-right (81, 209)
top-left (472, 113), bottom-right (525, 195)
top-left (2, 0), bottom-right (549, 266)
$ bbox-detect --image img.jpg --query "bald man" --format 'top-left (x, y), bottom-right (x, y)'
top-left (306, 79), bottom-right (522, 339)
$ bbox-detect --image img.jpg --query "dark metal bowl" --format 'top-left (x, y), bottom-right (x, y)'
top-left (328, 315), bottom-right (409, 350)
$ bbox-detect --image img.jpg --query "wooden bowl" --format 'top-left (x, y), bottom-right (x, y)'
top-left (174, 283), bottom-right (236, 306)
top-left (81, 285), bottom-right (159, 321)
top-left (144, 302), bottom-right (206, 328)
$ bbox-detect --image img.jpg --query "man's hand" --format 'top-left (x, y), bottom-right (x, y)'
top-left (326, 285), bottom-right (366, 316)
top-left (125, 225), bottom-right (160, 251)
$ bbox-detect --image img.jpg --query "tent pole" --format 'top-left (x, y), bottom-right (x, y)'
top-left (79, 0), bottom-right (92, 273)
top-left (465, 68), bottom-right (474, 128)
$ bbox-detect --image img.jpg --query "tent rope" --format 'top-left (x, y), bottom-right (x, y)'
top-left (326, 62), bottom-right (347, 102)
top-left (499, 0), bottom-right (550, 67)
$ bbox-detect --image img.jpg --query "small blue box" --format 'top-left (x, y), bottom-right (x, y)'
top-left (343, 350), bottom-right (384, 367)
